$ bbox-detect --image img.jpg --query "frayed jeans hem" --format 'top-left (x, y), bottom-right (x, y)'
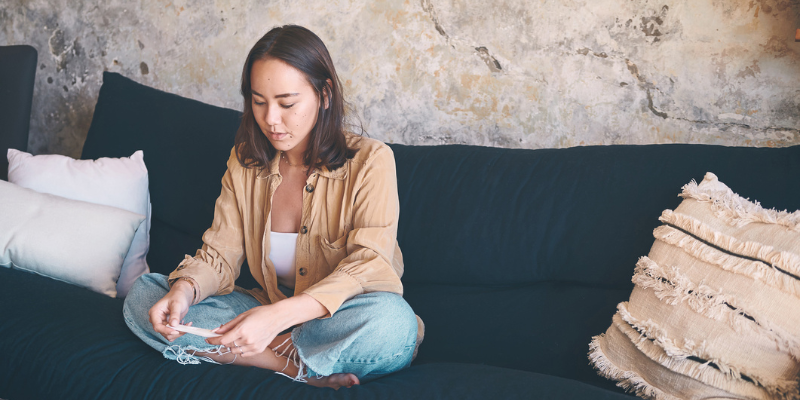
top-left (162, 344), bottom-right (236, 365)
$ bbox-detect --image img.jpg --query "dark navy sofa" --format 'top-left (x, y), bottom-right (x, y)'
top-left (2, 72), bottom-right (798, 399)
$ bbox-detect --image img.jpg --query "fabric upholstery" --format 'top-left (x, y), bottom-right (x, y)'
top-left (0, 180), bottom-right (144, 297)
top-left (7, 149), bottom-right (152, 297)
top-left (0, 45), bottom-right (37, 181)
top-left (590, 173), bottom-right (800, 399)
top-left (0, 265), bottom-right (632, 400)
top-left (3, 72), bottom-right (798, 399)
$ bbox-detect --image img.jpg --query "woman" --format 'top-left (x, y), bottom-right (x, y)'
top-left (123, 25), bottom-right (422, 390)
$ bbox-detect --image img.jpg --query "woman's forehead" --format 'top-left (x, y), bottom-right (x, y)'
top-left (251, 58), bottom-right (313, 97)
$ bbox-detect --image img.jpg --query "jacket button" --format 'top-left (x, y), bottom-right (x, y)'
top-left (299, 268), bottom-right (307, 276)
top-left (300, 226), bottom-right (308, 234)
top-left (305, 184), bottom-right (314, 193)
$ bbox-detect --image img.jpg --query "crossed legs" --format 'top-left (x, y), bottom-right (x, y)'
top-left (123, 273), bottom-right (416, 390)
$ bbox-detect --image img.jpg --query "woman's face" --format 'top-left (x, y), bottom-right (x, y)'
top-left (250, 57), bottom-right (322, 158)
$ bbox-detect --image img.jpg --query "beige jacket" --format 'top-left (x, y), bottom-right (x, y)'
top-left (168, 134), bottom-right (405, 318)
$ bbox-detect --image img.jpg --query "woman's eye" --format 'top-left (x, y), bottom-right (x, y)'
top-left (253, 101), bottom-right (265, 106)
top-left (281, 103), bottom-right (295, 109)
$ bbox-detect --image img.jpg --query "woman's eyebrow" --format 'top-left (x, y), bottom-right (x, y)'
top-left (251, 89), bottom-right (300, 99)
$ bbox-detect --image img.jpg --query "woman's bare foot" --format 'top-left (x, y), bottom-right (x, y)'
top-left (197, 333), bottom-right (359, 389)
top-left (304, 373), bottom-right (360, 390)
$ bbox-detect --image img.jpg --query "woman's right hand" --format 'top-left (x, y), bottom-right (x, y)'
top-left (148, 279), bottom-right (195, 341)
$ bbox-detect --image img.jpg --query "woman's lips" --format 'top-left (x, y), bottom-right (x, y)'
top-left (268, 132), bottom-right (289, 140)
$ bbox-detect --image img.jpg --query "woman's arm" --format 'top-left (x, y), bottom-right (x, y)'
top-left (206, 293), bottom-right (326, 355)
top-left (167, 148), bottom-right (246, 301)
top-left (150, 148), bottom-right (246, 339)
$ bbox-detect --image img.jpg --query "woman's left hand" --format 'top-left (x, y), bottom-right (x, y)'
top-left (206, 293), bottom-right (327, 357)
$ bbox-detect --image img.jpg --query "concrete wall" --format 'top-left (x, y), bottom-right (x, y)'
top-left (2, 0), bottom-right (799, 158)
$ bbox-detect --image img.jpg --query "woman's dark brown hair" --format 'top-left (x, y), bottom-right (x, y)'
top-left (234, 25), bottom-right (357, 171)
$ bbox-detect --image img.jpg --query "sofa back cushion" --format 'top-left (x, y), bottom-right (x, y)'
top-left (81, 72), bottom-right (251, 284)
top-left (389, 143), bottom-right (800, 287)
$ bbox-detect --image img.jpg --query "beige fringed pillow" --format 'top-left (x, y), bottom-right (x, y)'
top-left (589, 172), bottom-right (800, 400)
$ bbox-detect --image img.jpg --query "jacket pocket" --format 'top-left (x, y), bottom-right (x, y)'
top-left (319, 234), bottom-right (348, 269)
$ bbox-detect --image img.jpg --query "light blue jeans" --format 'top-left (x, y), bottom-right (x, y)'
top-left (123, 273), bottom-right (417, 382)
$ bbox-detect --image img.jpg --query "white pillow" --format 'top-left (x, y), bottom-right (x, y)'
top-left (7, 149), bottom-right (151, 297)
top-left (0, 180), bottom-right (145, 297)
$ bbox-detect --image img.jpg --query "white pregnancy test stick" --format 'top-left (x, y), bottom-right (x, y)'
top-left (167, 324), bottom-right (221, 338)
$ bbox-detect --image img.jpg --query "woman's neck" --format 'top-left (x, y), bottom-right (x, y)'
top-left (281, 151), bottom-right (305, 168)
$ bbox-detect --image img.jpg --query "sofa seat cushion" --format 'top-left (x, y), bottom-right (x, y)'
top-left (0, 267), bottom-right (633, 399)
top-left (404, 281), bottom-right (632, 393)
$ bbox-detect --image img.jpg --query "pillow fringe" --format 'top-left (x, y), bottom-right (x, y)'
top-left (634, 257), bottom-right (800, 362)
top-left (613, 312), bottom-right (787, 399)
top-left (653, 225), bottom-right (800, 298)
top-left (660, 210), bottom-right (800, 280)
top-left (680, 172), bottom-right (800, 232)
top-left (588, 334), bottom-right (681, 400)
top-left (616, 303), bottom-right (798, 397)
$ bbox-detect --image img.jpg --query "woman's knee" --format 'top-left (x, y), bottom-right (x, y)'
top-left (123, 273), bottom-right (170, 331)
top-left (359, 292), bottom-right (416, 330)
top-left (293, 292), bottom-right (417, 379)
top-left (336, 292), bottom-right (418, 352)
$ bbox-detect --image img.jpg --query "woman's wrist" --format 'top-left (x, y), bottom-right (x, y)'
top-left (172, 278), bottom-right (197, 305)
top-left (277, 293), bottom-right (328, 327)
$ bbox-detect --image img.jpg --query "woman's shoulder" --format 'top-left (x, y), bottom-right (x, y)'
top-left (227, 146), bottom-right (243, 170)
top-left (345, 132), bottom-right (393, 165)
top-left (226, 145), bottom-right (263, 176)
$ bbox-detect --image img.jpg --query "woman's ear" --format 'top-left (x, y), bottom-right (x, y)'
top-left (323, 79), bottom-right (333, 109)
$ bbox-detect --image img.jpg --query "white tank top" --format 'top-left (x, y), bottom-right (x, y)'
top-left (269, 231), bottom-right (298, 289)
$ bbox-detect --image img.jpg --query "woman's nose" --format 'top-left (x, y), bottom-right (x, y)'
top-left (265, 105), bottom-right (282, 127)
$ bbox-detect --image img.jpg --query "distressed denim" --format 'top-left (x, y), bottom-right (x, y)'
top-left (123, 273), bottom-right (417, 382)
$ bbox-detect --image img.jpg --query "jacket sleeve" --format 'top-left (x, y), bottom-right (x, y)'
top-left (168, 149), bottom-right (245, 301)
top-left (302, 146), bottom-right (403, 317)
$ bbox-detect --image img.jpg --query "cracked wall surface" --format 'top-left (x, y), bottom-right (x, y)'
top-left (1, 0), bottom-right (799, 157)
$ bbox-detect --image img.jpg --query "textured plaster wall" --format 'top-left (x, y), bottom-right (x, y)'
top-left (1, 0), bottom-right (799, 158)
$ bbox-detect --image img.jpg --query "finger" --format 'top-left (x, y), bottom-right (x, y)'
top-left (149, 308), bottom-right (169, 333)
top-left (206, 336), bottom-right (233, 347)
top-left (239, 341), bottom-right (259, 357)
top-left (168, 302), bottom-right (183, 327)
top-left (214, 312), bottom-right (248, 334)
top-left (217, 331), bottom-right (243, 348)
top-left (153, 318), bottom-right (175, 337)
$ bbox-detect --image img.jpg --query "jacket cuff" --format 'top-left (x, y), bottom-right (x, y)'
top-left (167, 255), bottom-right (222, 302)
top-left (301, 271), bottom-right (363, 318)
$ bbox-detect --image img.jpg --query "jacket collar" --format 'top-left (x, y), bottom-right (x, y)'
top-left (259, 151), bottom-right (347, 180)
